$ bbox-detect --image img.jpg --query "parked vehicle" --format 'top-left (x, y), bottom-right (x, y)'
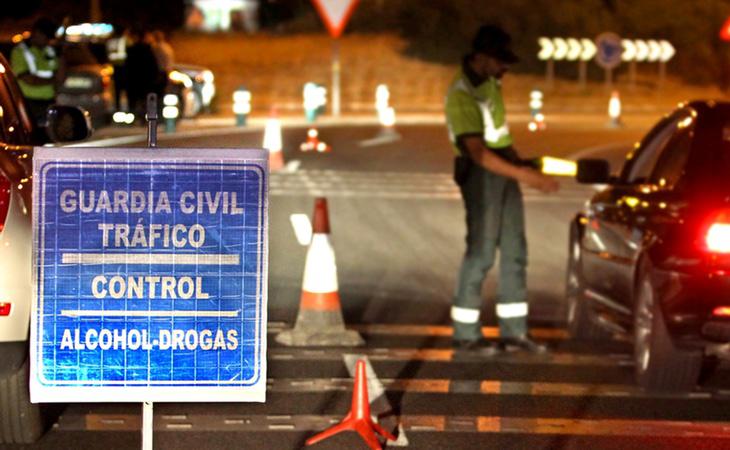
top-left (567, 100), bottom-right (730, 392)
top-left (0, 53), bottom-right (91, 444)
top-left (170, 64), bottom-right (216, 116)
top-left (55, 41), bottom-right (114, 127)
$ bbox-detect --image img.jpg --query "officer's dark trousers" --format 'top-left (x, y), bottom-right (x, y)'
top-left (453, 158), bottom-right (528, 341)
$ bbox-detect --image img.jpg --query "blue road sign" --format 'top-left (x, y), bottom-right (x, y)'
top-left (595, 32), bottom-right (622, 70)
top-left (31, 148), bottom-right (268, 403)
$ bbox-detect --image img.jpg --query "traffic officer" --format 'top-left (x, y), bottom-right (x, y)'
top-left (445, 24), bottom-right (559, 355)
top-left (10, 17), bottom-right (60, 140)
top-left (106, 26), bottom-right (129, 112)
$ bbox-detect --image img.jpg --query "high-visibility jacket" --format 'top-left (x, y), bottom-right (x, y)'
top-left (445, 68), bottom-right (512, 155)
top-left (10, 42), bottom-right (57, 101)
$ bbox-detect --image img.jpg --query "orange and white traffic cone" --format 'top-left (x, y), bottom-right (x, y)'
top-left (263, 109), bottom-right (285, 171)
top-left (300, 127), bottom-right (330, 153)
top-left (306, 359), bottom-right (396, 449)
top-left (275, 198), bottom-right (363, 347)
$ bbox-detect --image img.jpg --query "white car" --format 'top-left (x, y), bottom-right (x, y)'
top-left (0, 52), bottom-right (91, 444)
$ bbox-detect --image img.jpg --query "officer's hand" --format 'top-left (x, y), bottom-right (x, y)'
top-left (524, 169), bottom-right (559, 193)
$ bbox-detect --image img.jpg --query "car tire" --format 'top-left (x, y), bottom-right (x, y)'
top-left (633, 270), bottom-right (702, 392)
top-left (0, 357), bottom-right (44, 444)
top-left (565, 223), bottom-right (608, 340)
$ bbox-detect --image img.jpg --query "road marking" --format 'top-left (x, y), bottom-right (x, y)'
top-left (358, 132), bottom-right (403, 147)
top-left (268, 377), bottom-right (722, 399)
top-left (269, 347), bottom-right (631, 367)
top-left (65, 413), bottom-right (730, 437)
top-left (267, 323), bottom-right (569, 340)
top-left (289, 213), bottom-right (312, 246)
top-left (270, 170), bottom-right (595, 201)
top-left (61, 253), bottom-right (240, 265)
top-left (283, 159), bottom-right (301, 173)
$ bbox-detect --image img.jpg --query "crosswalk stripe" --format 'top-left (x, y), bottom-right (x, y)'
top-left (267, 323), bottom-right (569, 340)
top-left (269, 170), bottom-right (598, 201)
top-left (267, 377), bottom-right (720, 399)
top-left (269, 347), bottom-right (631, 367)
top-left (66, 413), bottom-right (730, 437)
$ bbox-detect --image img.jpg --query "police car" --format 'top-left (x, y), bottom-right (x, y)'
top-left (0, 53), bottom-right (91, 444)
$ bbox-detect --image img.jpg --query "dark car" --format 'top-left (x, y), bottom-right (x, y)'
top-left (55, 42), bottom-right (114, 127)
top-left (567, 100), bottom-right (730, 392)
top-left (0, 52), bottom-right (91, 444)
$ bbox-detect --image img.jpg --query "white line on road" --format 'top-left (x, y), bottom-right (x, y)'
top-left (61, 253), bottom-right (240, 265)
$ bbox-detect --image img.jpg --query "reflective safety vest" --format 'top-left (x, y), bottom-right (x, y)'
top-left (445, 68), bottom-right (512, 155)
top-left (10, 42), bottom-right (57, 100)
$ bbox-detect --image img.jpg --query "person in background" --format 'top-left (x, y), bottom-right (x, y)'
top-left (150, 30), bottom-right (174, 74)
top-left (146, 30), bottom-right (173, 112)
top-left (124, 27), bottom-right (161, 122)
top-left (106, 25), bottom-right (129, 112)
top-left (445, 24), bottom-right (559, 356)
top-left (11, 17), bottom-right (61, 141)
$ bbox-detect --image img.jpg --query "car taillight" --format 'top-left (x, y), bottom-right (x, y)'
top-left (0, 302), bottom-right (10, 316)
top-left (704, 210), bottom-right (730, 254)
top-left (0, 173), bottom-right (10, 233)
top-left (713, 306), bottom-right (730, 317)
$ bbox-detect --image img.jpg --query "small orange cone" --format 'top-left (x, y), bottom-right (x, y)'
top-left (306, 359), bottom-right (396, 449)
top-left (263, 109), bottom-right (285, 170)
top-left (300, 127), bottom-right (330, 153)
top-left (275, 198), bottom-right (363, 347)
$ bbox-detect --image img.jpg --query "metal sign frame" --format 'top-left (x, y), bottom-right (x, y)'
top-left (30, 147), bottom-right (269, 403)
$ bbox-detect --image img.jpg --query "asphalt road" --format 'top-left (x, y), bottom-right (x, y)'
top-left (16, 119), bottom-right (730, 449)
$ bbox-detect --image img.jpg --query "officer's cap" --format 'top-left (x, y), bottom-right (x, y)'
top-left (471, 24), bottom-right (519, 64)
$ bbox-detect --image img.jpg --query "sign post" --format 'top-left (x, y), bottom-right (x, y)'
top-left (30, 140), bottom-right (269, 432)
top-left (311, 0), bottom-right (359, 117)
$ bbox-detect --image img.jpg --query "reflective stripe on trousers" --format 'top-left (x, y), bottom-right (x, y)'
top-left (452, 160), bottom-right (528, 341)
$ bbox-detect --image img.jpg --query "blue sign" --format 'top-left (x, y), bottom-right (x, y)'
top-left (595, 32), bottom-right (622, 70)
top-left (31, 148), bottom-right (268, 403)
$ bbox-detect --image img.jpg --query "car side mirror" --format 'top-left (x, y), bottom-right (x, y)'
top-left (576, 158), bottom-right (611, 184)
top-left (45, 105), bottom-right (93, 143)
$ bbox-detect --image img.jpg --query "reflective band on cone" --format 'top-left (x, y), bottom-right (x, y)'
top-left (275, 198), bottom-right (364, 347)
top-left (300, 290), bottom-right (341, 311)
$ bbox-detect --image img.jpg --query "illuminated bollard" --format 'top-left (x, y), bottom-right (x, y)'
top-left (608, 90), bottom-right (622, 128)
top-left (375, 84), bottom-right (390, 116)
top-left (162, 94), bottom-right (179, 133)
top-left (112, 111), bottom-right (135, 126)
top-left (378, 106), bottom-right (398, 137)
top-left (303, 82), bottom-right (327, 123)
top-left (528, 89), bottom-right (546, 131)
top-left (233, 87), bottom-right (251, 126)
